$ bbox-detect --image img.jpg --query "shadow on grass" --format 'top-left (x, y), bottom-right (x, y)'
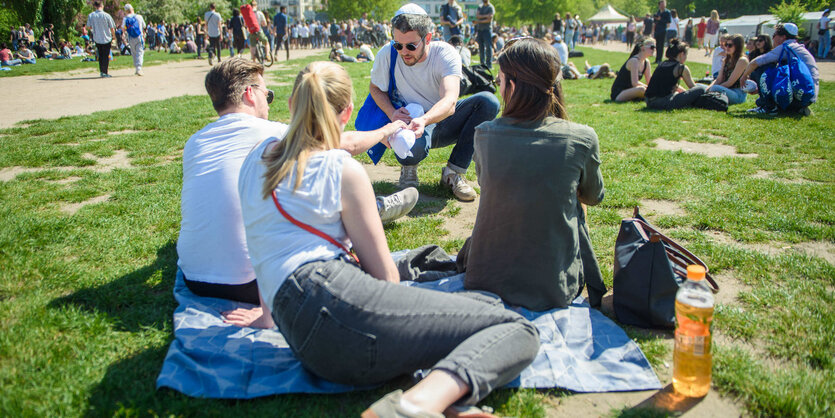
top-left (614, 384), bottom-right (705, 417)
top-left (48, 241), bottom-right (178, 333)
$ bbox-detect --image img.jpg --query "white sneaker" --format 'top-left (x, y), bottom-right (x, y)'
top-left (135, 69), bottom-right (143, 76)
top-left (399, 165), bottom-right (419, 188)
top-left (377, 187), bottom-right (419, 224)
top-left (441, 166), bottom-right (477, 202)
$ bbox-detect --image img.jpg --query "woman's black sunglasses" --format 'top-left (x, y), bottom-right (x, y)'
top-left (392, 39), bottom-right (424, 51)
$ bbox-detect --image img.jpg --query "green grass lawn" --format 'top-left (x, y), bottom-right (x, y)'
top-left (0, 46), bottom-right (833, 417)
top-left (0, 48), bottom-right (216, 77)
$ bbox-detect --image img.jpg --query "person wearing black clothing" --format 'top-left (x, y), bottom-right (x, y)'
top-left (611, 38), bottom-right (655, 101)
top-left (645, 39), bottom-right (707, 110)
top-left (653, 0), bottom-right (671, 63)
top-left (229, 9), bottom-right (246, 56)
top-left (643, 14), bottom-right (654, 37)
top-left (552, 14), bottom-right (563, 34)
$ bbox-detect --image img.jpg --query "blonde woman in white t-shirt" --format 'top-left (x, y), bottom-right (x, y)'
top-left (234, 61), bottom-right (539, 418)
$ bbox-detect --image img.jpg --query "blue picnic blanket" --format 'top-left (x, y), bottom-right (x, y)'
top-left (157, 267), bottom-right (661, 398)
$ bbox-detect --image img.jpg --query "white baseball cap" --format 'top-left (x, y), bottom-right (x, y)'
top-left (394, 3), bottom-right (428, 17)
top-left (554, 35), bottom-right (562, 42)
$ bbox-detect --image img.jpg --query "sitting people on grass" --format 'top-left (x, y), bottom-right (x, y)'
top-left (645, 39), bottom-right (707, 110)
top-left (707, 33), bottom-right (748, 105)
top-left (178, 58), bottom-right (418, 327)
top-left (739, 23), bottom-right (819, 116)
top-left (16, 43), bottom-right (36, 64)
top-left (456, 38), bottom-right (605, 311)
top-left (610, 37), bottom-right (655, 102)
top-left (232, 60), bottom-right (539, 418)
top-left (449, 35), bottom-right (471, 66)
top-left (0, 43), bottom-right (22, 66)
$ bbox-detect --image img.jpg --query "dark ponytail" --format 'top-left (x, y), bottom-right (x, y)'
top-left (665, 38), bottom-right (687, 60)
top-left (497, 38), bottom-right (568, 122)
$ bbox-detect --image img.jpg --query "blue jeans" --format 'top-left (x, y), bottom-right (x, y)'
top-left (1, 59), bottom-right (22, 66)
top-left (819, 30), bottom-right (831, 58)
top-left (708, 84), bottom-right (746, 105)
top-left (272, 257), bottom-right (540, 405)
top-left (477, 28), bottom-right (492, 68)
top-left (397, 92), bottom-right (500, 170)
top-left (21, 58), bottom-right (35, 64)
top-left (565, 30), bottom-right (574, 50)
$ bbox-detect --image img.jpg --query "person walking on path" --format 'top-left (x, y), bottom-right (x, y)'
top-left (86, 1), bottom-right (116, 77)
top-left (705, 10), bottom-right (720, 57)
top-left (205, 3), bottom-right (223, 65)
top-left (652, 0), bottom-right (671, 64)
top-left (474, 0), bottom-right (495, 69)
top-left (368, 4), bottom-right (500, 201)
top-left (818, 9), bottom-right (831, 59)
top-left (273, 6), bottom-right (289, 61)
top-left (122, 4), bottom-right (146, 76)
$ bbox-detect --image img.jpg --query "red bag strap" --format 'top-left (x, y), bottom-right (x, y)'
top-left (271, 190), bottom-right (360, 265)
top-left (629, 216), bottom-right (720, 294)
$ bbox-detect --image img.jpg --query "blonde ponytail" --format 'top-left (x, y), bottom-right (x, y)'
top-left (261, 62), bottom-right (353, 198)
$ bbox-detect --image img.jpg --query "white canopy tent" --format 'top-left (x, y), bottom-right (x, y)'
top-left (719, 12), bottom-right (826, 40)
top-left (587, 4), bottom-right (629, 25)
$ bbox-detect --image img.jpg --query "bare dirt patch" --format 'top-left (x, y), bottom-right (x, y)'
top-left (363, 162), bottom-right (400, 184)
top-left (48, 176), bottom-right (82, 185)
top-left (712, 270), bottom-right (751, 307)
top-left (751, 169), bottom-right (818, 184)
top-left (61, 194), bottom-right (111, 215)
top-left (708, 230), bottom-right (835, 266)
top-left (548, 385), bottom-right (740, 417)
top-left (108, 130), bottom-right (142, 135)
top-left (638, 199), bottom-right (686, 217)
top-left (0, 167), bottom-right (42, 182)
top-left (653, 138), bottom-right (758, 158)
top-left (82, 150), bottom-right (132, 173)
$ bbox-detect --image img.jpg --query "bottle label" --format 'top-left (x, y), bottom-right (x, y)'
top-left (676, 334), bottom-right (707, 355)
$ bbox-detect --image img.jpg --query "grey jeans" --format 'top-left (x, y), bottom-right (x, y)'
top-left (272, 257), bottom-right (540, 405)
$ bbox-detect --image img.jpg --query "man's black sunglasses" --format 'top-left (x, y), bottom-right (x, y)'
top-left (392, 38), bottom-right (424, 51)
top-left (250, 84), bottom-right (274, 104)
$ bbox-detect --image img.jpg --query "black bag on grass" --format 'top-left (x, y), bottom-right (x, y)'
top-left (694, 91), bottom-right (729, 112)
top-left (569, 51), bottom-right (584, 58)
top-left (613, 207), bottom-right (719, 328)
top-left (460, 64), bottom-right (496, 96)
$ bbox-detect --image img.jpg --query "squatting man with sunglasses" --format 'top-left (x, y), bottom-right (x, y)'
top-left (367, 3), bottom-right (500, 201)
top-left (177, 58), bottom-right (419, 328)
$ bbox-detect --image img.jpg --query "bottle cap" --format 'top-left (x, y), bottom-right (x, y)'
top-left (687, 265), bottom-right (706, 281)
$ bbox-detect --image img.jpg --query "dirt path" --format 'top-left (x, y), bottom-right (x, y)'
top-left (0, 49), bottom-right (323, 129)
top-left (582, 41), bottom-right (835, 81)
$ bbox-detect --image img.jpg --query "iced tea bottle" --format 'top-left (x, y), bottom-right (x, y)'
top-left (672, 265), bottom-right (714, 397)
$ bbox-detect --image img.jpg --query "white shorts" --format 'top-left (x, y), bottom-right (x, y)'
top-left (706, 32), bottom-right (719, 48)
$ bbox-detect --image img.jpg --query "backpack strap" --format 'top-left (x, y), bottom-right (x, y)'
top-left (271, 190), bottom-right (360, 265)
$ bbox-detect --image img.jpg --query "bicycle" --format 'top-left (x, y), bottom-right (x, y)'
top-left (250, 31), bottom-right (273, 67)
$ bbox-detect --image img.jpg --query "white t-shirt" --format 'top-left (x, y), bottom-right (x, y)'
top-left (711, 46), bottom-right (725, 77)
top-left (204, 10), bottom-right (222, 37)
top-left (820, 16), bottom-right (831, 32)
top-left (300, 25), bottom-right (309, 38)
top-left (177, 113), bottom-right (288, 285)
top-left (552, 41), bottom-right (568, 66)
top-left (238, 140), bottom-right (351, 309)
top-left (359, 44), bottom-right (375, 61)
top-left (370, 41), bottom-right (462, 116)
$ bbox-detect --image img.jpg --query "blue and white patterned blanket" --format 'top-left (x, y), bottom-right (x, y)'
top-left (157, 268), bottom-right (661, 398)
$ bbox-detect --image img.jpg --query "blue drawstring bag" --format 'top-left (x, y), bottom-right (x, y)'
top-left (355, 45), bottom-right (401, 164)
top-left (759, 44), bottom-right (815, 110)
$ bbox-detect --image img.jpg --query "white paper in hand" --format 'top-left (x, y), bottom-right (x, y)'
top-left (389, 103), bottom-right (425, 159)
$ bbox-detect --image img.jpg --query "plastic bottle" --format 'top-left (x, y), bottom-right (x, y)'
top-left (672, 265), bottom-right (714, 397)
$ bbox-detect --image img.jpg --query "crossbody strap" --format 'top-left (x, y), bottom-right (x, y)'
top-left (271, 190), bottom-right (360, 265)
top-left (387, 43), bottom-right (398, 100)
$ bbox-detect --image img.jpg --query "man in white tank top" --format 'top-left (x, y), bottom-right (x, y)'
top-left (179, 58), bottom-right (417, 326)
